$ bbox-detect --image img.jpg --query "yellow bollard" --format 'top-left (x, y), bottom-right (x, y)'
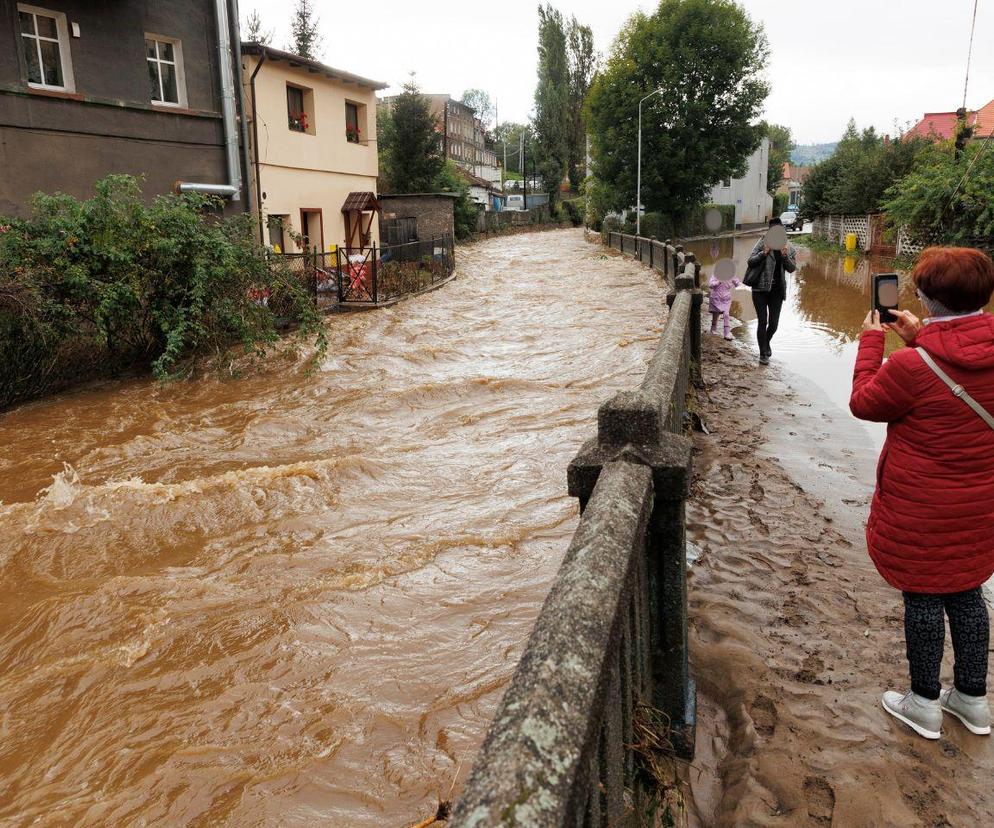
top-left (845, 232), bottom-right (858, 252)
top-left (844, 255), bottom-right (856, 275)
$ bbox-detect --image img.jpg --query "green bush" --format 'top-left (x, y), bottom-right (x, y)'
top-left (0, 175), bottom-right (324, 408)
top-left (803, 120), bottom-right (929, 216)
top-left (772, 192), bottom-right (789, 216)
top-left (601, 215), bottom-right (622, 243)
top-left (434, 160), bottom-right (478, 240)
top-left (562, 199), bottom-right (583, 227)
top-left (882, 140), bottom-right (994, 244)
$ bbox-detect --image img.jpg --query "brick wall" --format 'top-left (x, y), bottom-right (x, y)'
top-left (379, 195), bottom-right (455, 242)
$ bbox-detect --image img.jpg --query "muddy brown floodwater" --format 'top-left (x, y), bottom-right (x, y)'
top-left (0, 229), bottom-right (667, 827)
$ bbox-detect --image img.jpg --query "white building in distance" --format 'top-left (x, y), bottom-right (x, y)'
top-left (709, 137), bottom-right (773, 229)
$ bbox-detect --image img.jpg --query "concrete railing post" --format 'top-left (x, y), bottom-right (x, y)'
top-left (568, 287), bottom-right (699, 760)
top-left (668, 273), bottom-right (703, 386)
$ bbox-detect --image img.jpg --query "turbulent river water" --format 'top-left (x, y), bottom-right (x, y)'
top-left (0, 229), bottom-right (669, 827)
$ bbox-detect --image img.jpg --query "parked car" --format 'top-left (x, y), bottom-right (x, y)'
top-left (505, 194), bottom-right (525, 211)
top-left (779, 210), bottom-right (803, 231)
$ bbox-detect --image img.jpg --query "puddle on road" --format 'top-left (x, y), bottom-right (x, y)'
top-left (683, 235), bottom-right (994, 452)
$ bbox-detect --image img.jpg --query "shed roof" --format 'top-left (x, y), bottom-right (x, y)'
top-left (341, 192), bottom-right (380, 212)
top-left (241, 43), bottom-right (388, 91)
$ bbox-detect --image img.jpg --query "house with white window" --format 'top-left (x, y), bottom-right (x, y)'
top-left (241, 43), bottom-right (386, 253)
top-left (0, 0), bottom-right (248, 217)
top-left (709, 137), bottom-right (773, 229)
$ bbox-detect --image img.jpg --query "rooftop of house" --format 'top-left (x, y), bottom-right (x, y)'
top-left (782, 161), bottom-right (811, 182)
top-left (456, 167), bottom-right (503, 192)
top-left (974, 98), bottom-right (994, 137)
top-left (241, 43), bottom-right (388, 91)
top-left (904, 98), bottom-right (994, 142)
top-left (906, 111), bottom-right (970, 141)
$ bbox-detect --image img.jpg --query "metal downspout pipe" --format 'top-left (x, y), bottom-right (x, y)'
top-left (176, 0), bottom-right (242, 200)
top-left (248, 49), bottom-right (268, 243)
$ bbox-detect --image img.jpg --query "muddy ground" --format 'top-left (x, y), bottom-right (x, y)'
top-left (682, 333), bottom-right (994, 826)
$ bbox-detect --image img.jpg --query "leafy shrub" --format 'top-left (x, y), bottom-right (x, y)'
top-left (434, 161), bottom-right (478, 240)
top-left (0, 175), bottom-right (324, 408)
top-left (601, 215), bottom-right (622, 243)
top-left (803, 120), bottom-right (929, 216)
top-left (882, 140), bottom-right (994, 245)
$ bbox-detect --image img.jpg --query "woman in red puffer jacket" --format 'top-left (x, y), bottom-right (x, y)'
top-left (851, 246), bottom-right (994, 741)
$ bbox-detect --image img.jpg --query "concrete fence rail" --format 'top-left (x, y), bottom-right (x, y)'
top-left (449, 234), bottom-right (703, 827)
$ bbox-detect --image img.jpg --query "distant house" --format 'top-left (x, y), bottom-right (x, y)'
top-left (457, 167), bottom-right (503, 212)
top-left (906, 98), bottom-right (994, 142)
top-left (1, 0), bottom-right (247, 217)
top-left (778, 161), bottom-right (811, 208)
top-left (709, 137), bottom-right (773, 229)
top-left (241, 44), bottom-right (387, 253)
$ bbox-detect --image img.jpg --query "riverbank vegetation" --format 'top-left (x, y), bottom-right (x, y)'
top-left (803, 121), bottom-right (929, 217)
top-left (804, 118), bottom-right (994, 250)
top-left (0, 175), bottom-right (325, 410)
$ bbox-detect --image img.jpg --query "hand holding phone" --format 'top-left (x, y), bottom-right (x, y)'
top-left (872, 273), bottom-right (900, 324)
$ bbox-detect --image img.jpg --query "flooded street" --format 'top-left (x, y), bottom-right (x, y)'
top-left (685, 235), bottom-right (930, 450)
top-left (0, 229), bottom-right (667, 827)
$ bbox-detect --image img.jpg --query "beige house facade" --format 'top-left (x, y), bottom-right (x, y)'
top-left (241, 44), bottom-right (386, 253)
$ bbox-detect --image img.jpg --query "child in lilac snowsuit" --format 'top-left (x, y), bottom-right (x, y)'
top-left (708, 274), bottom-right (741, 340)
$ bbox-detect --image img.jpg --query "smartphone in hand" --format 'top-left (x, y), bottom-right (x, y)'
top-left (872, 273), bottom-right (900, 324)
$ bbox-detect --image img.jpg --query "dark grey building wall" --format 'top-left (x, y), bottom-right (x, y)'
top-left (379, 195), bottom-right (455, 242)
top-left (0, 0), bottom-right (239, 216)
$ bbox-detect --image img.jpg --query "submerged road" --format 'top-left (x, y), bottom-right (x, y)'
top-left (0, 229), bottom-right (668, 827)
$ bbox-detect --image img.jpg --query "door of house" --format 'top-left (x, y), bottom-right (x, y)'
top-left (299, 209), bottom-right (324, 252)
top-left (384, 216), bottom-right (418, 245)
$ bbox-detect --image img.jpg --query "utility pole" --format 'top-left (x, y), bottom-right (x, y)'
top-left (522, 137), bottom-right (528, 210)
top-left (637, 88), bottom-right (664, 237)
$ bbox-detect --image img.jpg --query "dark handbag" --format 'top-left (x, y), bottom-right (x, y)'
top-left (742, 260), bottom-right (764, 288)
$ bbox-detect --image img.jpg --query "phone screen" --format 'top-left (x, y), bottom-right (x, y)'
top-left (873, 274), bottom-right (900, 324)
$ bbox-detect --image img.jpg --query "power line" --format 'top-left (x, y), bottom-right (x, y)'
top-left (963, 0), bottom-right (979, 110)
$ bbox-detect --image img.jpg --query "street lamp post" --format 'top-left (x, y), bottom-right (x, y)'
top-left (637, 88), bottom-right (664, 237)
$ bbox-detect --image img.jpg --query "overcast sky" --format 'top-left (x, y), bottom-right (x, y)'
top-left (245, 0), bottom-right (991, 144)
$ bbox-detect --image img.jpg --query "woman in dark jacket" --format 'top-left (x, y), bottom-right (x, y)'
top-left (850, 246), bottom-right (994, 740)
top-left (747, 218), bottom-right (797, 365)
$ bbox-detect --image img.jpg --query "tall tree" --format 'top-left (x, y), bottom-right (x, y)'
top-left (586, 0), bottom-right (769, 221)
top-left (566, 17), bottom-right (596, 187)
top-left (534, 4), bottom-right (571, 202)
top-left (461, 89), bottom-right (496, 132)
top-left (378, 77), bottom-right (445, 194)
top-left (764, 122), bottom-right (793, 195)
top-left (244, 9), bottom-right (272, 45)
top-left (289, 0), bottom-right (321, 59)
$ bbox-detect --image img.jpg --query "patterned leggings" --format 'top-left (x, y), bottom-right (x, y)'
top-left (904, 588), bottom-right (989, 700)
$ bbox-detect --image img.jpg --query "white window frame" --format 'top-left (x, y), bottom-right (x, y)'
top-left (17, 3), bottom-right (75, 92)
top-left (145, 33), bottom-right (187, 108)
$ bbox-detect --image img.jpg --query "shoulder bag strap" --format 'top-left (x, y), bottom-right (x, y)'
top-left (915, 346), bottom-right (994, 432)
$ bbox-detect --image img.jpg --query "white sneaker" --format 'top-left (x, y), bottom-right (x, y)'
top-left (882, 690), bottom-right (942, 739)
top-left (940, 687), bottom-right (992, 735)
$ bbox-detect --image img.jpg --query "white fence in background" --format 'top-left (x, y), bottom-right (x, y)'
top-left (811, 214), bottom-right (944, 258)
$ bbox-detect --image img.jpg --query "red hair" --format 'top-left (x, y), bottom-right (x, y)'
top-left (913, 247), bottom-right (994, 312)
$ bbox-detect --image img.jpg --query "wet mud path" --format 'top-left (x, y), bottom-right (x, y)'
top-left (0, 229), bottom-right (667, 827)
top-left (686, 334), bottom-right (994, 826)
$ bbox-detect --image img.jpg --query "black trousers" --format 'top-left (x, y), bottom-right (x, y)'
top-left (752, 290), bottom-right (784, 356)
top-left (903, 588), bottom-right (989, 700)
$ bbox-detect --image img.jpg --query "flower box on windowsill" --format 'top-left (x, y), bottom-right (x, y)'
top-left (289, 111), bottom-right (308, 133)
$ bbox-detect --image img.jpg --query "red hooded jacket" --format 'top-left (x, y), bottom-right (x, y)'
top-left (850, 313), bottom-right (994, 593)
